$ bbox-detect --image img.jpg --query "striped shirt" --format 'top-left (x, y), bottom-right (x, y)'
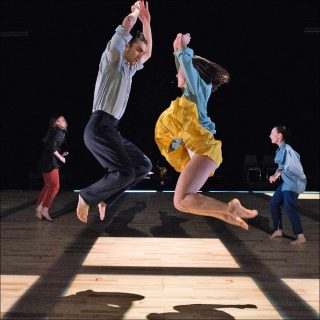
top-left (92, 25), bottom-right (144, 119)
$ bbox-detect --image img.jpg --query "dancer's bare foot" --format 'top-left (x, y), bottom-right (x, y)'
top-left (269, 229), bottom-right (282, 239)
top-left (77, 195), bottom-right (89, 223)
top-left (98, 201), bottom-right (106, 221)
top-left (41, 207), bottom-right (53, 222)
top-left (228, 199), bottom-right (258, 218)
top-left (35, 205), bottom-right (43, 220)
top-left (226, 199), bottom-right (258, 230)
top-left (290, 234), bottom-right (306, 246)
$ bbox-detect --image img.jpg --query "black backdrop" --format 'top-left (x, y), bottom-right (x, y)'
top-left (1, 0), bottom-right (319, 190)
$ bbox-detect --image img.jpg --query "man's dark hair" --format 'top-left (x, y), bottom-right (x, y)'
top-left (274, 125), bottom-right (291, 143)
top-left (192, 55), bottom-right (230, 92)
top-left (129, 30), bottom-right (147, 46)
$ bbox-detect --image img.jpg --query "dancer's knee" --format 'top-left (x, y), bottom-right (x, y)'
top-left (122, 167), bottom-right (136, 184)
top-left (173, 194), bottom-right (188, 212)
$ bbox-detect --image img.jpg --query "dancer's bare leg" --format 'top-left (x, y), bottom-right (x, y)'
top-left (98, 201), bottom-right (106, 221)
top-left (77, 194), bottom-right (89, 223)
top-left (174, 154), bottom-right (258, 230)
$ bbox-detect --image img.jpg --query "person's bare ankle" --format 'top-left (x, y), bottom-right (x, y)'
top-left (98, 201), bottom-right (106, 221)
top-left (35, 205), bottom-right (43, 220)
top-left (290, 234), bottom-right (306, 246)
top-left (41, 207), bottom-right (53, 222)
top-left (269, 229), bottom-right (282, 239)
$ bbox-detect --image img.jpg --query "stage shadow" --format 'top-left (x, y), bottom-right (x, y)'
top-left (105, 201), bottom-right (148, 237)
top-left (248, 214), bottom-right (295, 240)
top-left (52, 290), bottom-right (145, 319)
top-left (150, 211), bottom-right (191, 237)
top-left (1, 200), bottom-right (35, 219)
top-left (247, 215), bottom-right (273, 233)
top-left (147, 303), bottom-right (257, 320)
top-left (50, 200), bottom-right (78, 218)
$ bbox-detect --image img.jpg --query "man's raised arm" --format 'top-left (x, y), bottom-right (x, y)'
top-left (122, 1), bottom-right (141, 32)
top-left (139, 1), bottom-right (152, 63)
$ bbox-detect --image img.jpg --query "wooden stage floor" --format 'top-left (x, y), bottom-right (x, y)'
top-left (1, 190), bottom-right (319, 319)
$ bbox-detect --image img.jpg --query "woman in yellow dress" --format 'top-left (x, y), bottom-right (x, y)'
top-left (155, 33), bottom-right (258, 230)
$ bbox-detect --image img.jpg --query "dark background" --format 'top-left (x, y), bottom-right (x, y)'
top-left (1, 0), bottom-right (319, 191)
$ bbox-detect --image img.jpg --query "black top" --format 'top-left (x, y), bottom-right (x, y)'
top-left (38, 127), bottom-right (66, 173)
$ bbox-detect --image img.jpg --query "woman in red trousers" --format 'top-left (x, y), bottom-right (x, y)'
top-left (35, 116), bottom-right (68, 221)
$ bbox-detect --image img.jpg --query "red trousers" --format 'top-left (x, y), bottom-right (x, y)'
top-left (36, 168), bottom-right (60, 209)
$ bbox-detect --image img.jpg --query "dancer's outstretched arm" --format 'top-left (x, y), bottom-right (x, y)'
top-left (122, 1), bottom-right (141, 31)
top-left (138, 1), bottom-right (152, 63)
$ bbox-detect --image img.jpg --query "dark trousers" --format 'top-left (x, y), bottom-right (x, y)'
top-left (80, 111), bottom-right (152, 207)
top-left (270, 184), bottom-right (303, 235)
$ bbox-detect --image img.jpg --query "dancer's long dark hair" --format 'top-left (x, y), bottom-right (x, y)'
top-left (192, 55), bottom-right (230, 92)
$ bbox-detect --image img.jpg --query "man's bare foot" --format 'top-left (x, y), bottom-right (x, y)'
top-left (290, 234), bottom-right (306, 246)
top-left (77, 194), bottom-right (89, 223)
top-left (269, 229), bottom-right (283, 239)
top-left (98, 201), bottom-right (106, 221)
top-left (35, 205), bottom-right (43, 220)
top-left (228, 198), bottom-right (258, 219)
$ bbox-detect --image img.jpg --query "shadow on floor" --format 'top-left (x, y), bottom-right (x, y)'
top-left (147, 303), bottom-right (257, 320)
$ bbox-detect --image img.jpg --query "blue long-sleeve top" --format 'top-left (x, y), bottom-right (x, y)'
top-left (174, 47), bottom-right (216, 135)
top-left (274, 142), bottom-right (307, 194)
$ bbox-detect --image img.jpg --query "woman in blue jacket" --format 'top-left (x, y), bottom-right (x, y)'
top-left (155, 33), bottom-right (258, 230)
top-left (268, 125), bottom-right (307, 245)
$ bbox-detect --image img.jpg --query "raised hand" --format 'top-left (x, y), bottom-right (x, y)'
top-left (181, 33), bottom-right (191, 47)
top-left (131, 1), bottom-right (141, 13)
top-left (138, 0), bottom-right (150, 24)
top-left (173, 33), bottom-right (183, 52)
top-left (173, 33), bottom-right (191, 52)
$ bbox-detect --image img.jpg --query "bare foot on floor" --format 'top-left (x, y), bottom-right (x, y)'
top-left (41, 207), bottom-right (53, 222)
top-left (269, 229), bottom-right (283, 239)
top-left (98, 201), bottom-right (106, 221)
top-left (77, 195), bottom-right (89, 223)
top-left (290, 234), bottom-right (306, 246)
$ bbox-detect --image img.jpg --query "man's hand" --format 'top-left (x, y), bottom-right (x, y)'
top-left (131, 1), bottom-right (141, 13)
top-left (123, 1), bottom-right (141, 31)
top-left (138, 1), bottom-right (150, 24)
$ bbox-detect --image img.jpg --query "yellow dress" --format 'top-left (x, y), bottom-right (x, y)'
top-left (155, 95), bottom-right (222, 174)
